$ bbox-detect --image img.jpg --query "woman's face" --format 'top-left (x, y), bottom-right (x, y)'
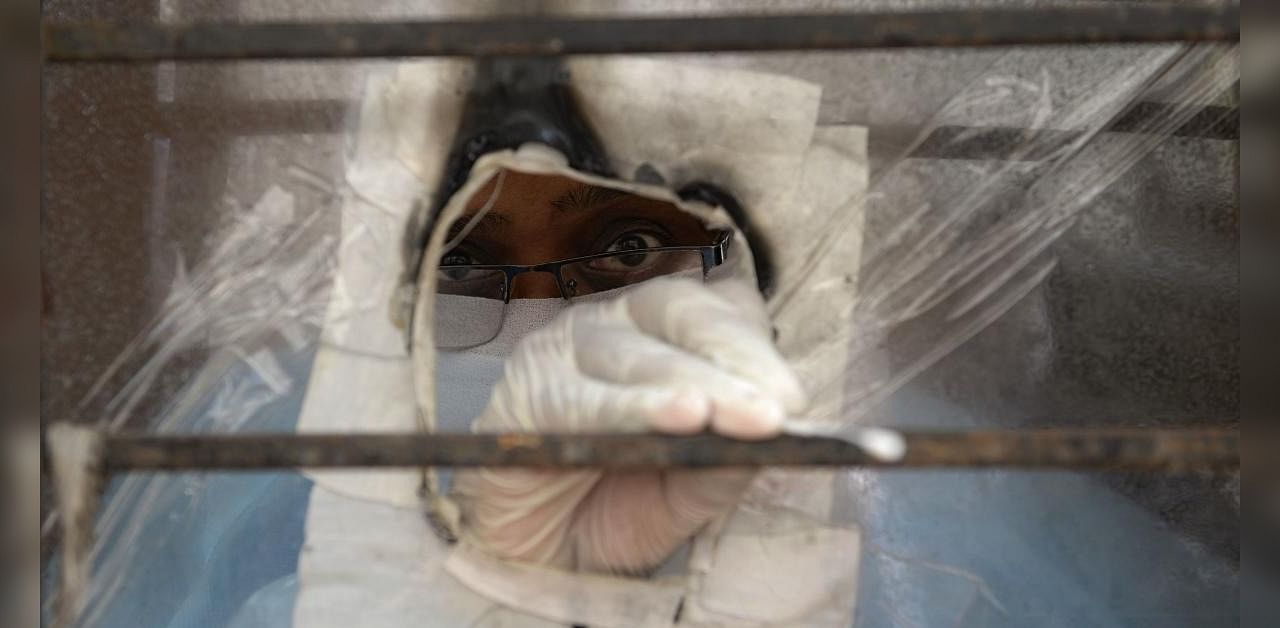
top-left (442, 169), bottom-right (715, 299)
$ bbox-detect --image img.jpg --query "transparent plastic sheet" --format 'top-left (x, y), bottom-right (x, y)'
top-left (816, 45), bottom-right (1241, 626)
top-left (42, 40), bottom-right (1237, 628)
top-left (43, 182), bottom-right (346, 627)
top-left (781, 43), bottom-right (1238, 425)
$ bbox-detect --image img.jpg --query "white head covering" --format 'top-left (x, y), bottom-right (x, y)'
top-left (296, 58), bottom-right (867, 507)
top-left (293, 57), bottom-right (869, 628)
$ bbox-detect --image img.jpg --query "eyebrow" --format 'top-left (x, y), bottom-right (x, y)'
top-left (549, 184), bottom-right (630, 213)
top-left (446, 211), bottom-right (511, 241)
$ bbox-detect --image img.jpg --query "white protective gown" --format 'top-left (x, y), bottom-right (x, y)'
top-left (294, 58), bottom-right (869, 627)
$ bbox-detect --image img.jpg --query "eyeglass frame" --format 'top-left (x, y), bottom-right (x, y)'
top-left (437, 228), bottom-right (733, 303)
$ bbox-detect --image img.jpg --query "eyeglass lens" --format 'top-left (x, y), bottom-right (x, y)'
top-left (560, 249), bottom-right (703, 297)
top-left (434, 268), bottom-right (507, 349)
top-left (434, 248), bottom-right (705, 349)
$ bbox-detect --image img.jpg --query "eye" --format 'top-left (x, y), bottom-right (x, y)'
top-left (566, 226), bottom-right (700, 294)
top-left (442, 251), bottom-right (473, 266)
top-left (439, 250), bottom-right (480, 281)
top-left (600, 231), bottom-right (665, 268)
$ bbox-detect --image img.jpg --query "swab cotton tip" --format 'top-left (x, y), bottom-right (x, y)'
top-left (783, 422), bottom-right (907, 462)
top-left (850, 427), bottom-right (907, 462)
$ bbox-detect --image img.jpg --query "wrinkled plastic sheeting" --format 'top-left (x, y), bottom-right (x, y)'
top-left (825, 45), bottom-right (1240, 627)
top-left (42, 36), bottom-right (1238, 628)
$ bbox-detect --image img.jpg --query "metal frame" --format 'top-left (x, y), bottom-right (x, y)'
top-left (44, 5), bottom-right (1238, 62)
top-left (105, 428), bottom-right (1237, 472)
top-left (142, 99), bottom-right (1238, 158)
top-left (42, 9), bottom-right (1242, 626)
top-left (42, 4), bottom-right (1241, 473)
top-left (441, 229), bottom-right (732, 302)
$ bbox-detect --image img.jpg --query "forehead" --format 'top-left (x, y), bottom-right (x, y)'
top-left (453, 168), bottom-right (712, 231)
top-left (464, 169), bottom-right (625, 212)
top-left (445, 167), bottom-right (717, 265)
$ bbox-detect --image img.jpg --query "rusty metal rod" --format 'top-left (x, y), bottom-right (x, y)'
top-left (148, 99), bottom-right (1239, 144)
top-left (101, 428), bottom-right (1238, 473)
top-left (44, 5), bottom-right (1239, 63)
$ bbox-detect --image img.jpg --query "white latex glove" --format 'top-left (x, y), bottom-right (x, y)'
top-left (453, 277), bottom-right (808, 575)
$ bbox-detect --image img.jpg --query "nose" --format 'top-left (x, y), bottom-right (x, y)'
top-left (509, 271), bottom-right (563, 300)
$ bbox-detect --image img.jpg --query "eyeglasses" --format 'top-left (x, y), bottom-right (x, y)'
top-left (434, 229), bottom-right (732, 349)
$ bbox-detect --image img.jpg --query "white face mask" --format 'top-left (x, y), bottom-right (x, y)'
top-left (434, 297), bottom-right (570, 433)
top-left (432, 291), bottom-right (622, 493)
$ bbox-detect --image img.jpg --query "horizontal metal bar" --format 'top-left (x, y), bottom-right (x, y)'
top-left (102, 428), bottom-right (1238, 473)
top-left (148, 99), bottom-right (1238, 145)
top-left (910, 103), bottom-right (1239, 160)
top-left (44, 5), bottom-right (1240, 63)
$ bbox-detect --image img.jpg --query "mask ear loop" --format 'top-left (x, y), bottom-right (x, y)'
top-left (443, 170), bottom-right (506, 253)
top-left (410, 168), bottom-right (506, 543)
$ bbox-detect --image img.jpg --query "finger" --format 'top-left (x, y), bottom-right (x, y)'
top-left (704, 276), bottom-right (773, 331)
top-left (587, 374), bottom-right (782, 440)
top-left (625, 278), bottom-right (808, 413)
top-left (570, 376), bottom-right (713, 434)
top-left (573, 325), bottom-right (786, 438)
top-left (477, 373), bottom-right (706, 434)
top-left (575, 323), bottom-right (763, 396)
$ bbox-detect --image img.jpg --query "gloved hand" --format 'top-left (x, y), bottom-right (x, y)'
top-left (453, 277), bottom-right (808, 575)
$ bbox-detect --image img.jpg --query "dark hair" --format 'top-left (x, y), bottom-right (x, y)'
top-left (677, 182), bottom-right (775, 297)
top-left (402, 57), bottom-right (613, 293)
